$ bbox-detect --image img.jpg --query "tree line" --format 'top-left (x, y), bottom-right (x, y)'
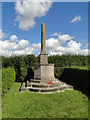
top-left (2, 54), bottom-right (88, 68)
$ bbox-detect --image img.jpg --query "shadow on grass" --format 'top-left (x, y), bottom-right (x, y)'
top-left (73, 86), bottom-right (89, 98)
top-left (59, 77), bottom-right (89, 98)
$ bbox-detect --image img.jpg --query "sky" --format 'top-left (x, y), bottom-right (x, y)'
top-left (0, 1), bottom-right (89, 57)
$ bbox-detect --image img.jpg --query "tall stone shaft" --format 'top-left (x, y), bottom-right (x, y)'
top-left (41, 23), bottom-right (46, 54)
top-left (34, 23), bottom-right (54, 81)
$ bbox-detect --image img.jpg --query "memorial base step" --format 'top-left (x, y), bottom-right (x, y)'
top-left (19, 79), bottom-right (73, 94)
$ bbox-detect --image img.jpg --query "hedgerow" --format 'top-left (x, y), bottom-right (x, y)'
top-left (2, 67), bottom-right (15, 96)
top-left (55, 67), bottom-right (89, 90)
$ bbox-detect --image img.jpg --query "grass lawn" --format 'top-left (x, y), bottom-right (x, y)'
top-left (63, 66), bottom-right (88, 70)
top-left (2, 82), bottom-right (88, 118)
top-left (70, 66), bottom-right (88, 70)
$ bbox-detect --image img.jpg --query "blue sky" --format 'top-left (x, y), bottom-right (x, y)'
top-left (0, 1), bottom-right (88, 56)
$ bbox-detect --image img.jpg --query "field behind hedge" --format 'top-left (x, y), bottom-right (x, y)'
top-left (2, 83), bottom-right (88, 119)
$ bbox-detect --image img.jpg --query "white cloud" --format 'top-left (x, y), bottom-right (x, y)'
top-left (14, 50), bottom-right (26, 56)
top-left (32, 37), bottom-right (60, 51)
top-left (0, 49), bottom-right (9, 57)
top-left (46, 38), bottom-right (60, 49)
top-left (64, 40), bottom-right (81, 55)
top-left (80, 49), bottom-right (88, 55)
top-left (49, 46), bottom-right (64, 56)
top-left (25, 46), bottom-right (33, 53)
top-left (0, 29), bottom-right (5, 39)
top-left (0, 35), bottom-right (32, 57)
top-left (14, 47), bottom-right (33, 56)
top-left (49, 40), bottom-right (88, 56)
top-left (15, 0), bottom-right (52, 31)
top-left (31, 36), bottom-right (88, 56)
top-left (12, 39), bottom-right (30, 50)
top-left (67, 40), bottom-right (81, 49)
top-left (19, 39), bottom-right (29, 47)
top-left (32, 43), bottom-right (41, 50)
top-left (71, 16), bottom-right (81, 23)
top-left (10, 35), bottom-right (17, 42)
top-left (0, 30), bottom-right (88, 57)
top-left (50, 32), bottom-right (62, 37)
top-left (58, 34), bottom-right (74, 42)
top-left (1, 40), bottom-right (17, 50)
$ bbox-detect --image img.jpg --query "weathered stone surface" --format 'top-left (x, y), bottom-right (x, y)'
top-left (34, 64), bottom-right (41, 79)
top-left (34, 63), bottom-right (55, 82)
top-left (40, 64), bottom-right (55, 82)
top-left (20, 80), bottom-right (73, 93)
top-left (41, 23), bottom-right (46, 54)
top-left (40, 54), bottom-right (48, 64)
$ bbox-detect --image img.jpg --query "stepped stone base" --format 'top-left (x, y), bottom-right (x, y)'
top-left (19, 79), bottom-right (73, 94)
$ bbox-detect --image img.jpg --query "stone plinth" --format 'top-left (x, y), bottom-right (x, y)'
top-left (41, 64), bottom-right (55, 82)
top-left (34, 63), bottom-right (55, 83)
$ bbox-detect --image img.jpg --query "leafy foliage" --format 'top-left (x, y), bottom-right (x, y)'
top-left (2, 54), bottom-right (88, 68)
top-left (54, 67), bottom-right (64, 79)
top-left (19, 67), bottom-right (27, 82)
top-left (2, 67), bottom-right (15, 96)
top-left (2, 55), bottom-right (35, 82)
top-left (48, 54), bottom-right (88, 67)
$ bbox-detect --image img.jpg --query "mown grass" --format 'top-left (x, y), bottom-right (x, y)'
top-left (2, 83), bottom-right (88, 118)
top-left (61, 66), bottom-right (88, 70)
top-left (70, 66), bottom-right (88, 70)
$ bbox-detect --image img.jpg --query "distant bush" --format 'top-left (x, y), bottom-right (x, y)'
top-left (55, 67), bottom-right (89, 90)
top-left (2, 67), bottom-right (15, 96)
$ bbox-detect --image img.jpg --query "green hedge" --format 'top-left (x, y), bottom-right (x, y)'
top-left (14, 65), bottom-right (34, 82)
top-left (61, 68), bottom-right (89, 90)
top-left (25, 67), bottom-right (34, 80)
top-left (2, 67), bottom-right (15, 96)
top-left (54, 67), bottom-right (64, 79)
top-left (19, 67), bottom-right (27, 82)
top-left (55, 67), bottom-right (89, 90)
top-left (15, 66), bottom-right (27, 82)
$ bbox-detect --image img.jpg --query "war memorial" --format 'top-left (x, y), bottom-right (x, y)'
top-left (20, 23), bottom-right (73, 93)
